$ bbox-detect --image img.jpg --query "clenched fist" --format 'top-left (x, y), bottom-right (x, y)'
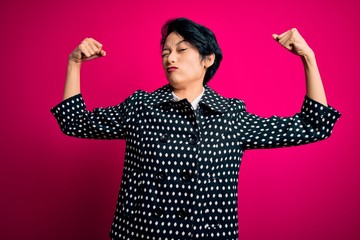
top-left (272, 28), bottom-right (314, 57)
top-left (69, 38), bottom-right (106, 63)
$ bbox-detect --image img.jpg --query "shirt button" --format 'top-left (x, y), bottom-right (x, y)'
top-left (177, 209), bottom-right (188, 219)
top-left (159, 133), bottom-right (169, 142)
top-left (181, 170), bottom-right (193, 181)
top-left (163, 103), bottom-right (170, 111)
top-left (121, 211), bottom-right (129, 218)
top-left (154, 207), bottom-right (164, 217)
top-left (188, 134), bottom-right (198, 145)
top-left (157, 171), bottom-right (168, 181)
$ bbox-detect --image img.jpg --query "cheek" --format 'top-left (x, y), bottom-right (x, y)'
top-left (186, 57), bottom-right (202, 69)
top-left (191, 60), bottom-right (205, 74)
top-left (161, 60), bottom-right (167, 69)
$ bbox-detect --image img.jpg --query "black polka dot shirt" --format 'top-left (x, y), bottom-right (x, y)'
top-left (51, 84), bottom-right (341, 240)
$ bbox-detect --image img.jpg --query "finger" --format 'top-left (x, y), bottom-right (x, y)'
top-left (273, 30), bottom-right (290, 44)
top-left (82, 55), bottom-right (100, 61)
top-left (278, 33), bottom-right (291, 45)
top-left (85, 43), bottom-right (96, 55)
top-left (277, 29), bottom-right (291, 39)
top-left (83, 39), bottom-right (98, 55)
top-left (272, 34), bottom-right (279, 41)
top-left (79, 45), bottom-right (91, 58)
top-left (282, 38), bottom-right (294, 51)
top-left (100, 50), bottom-right (106, 56)
top-left (88, 40), bottom-right (100, 54)
top-left (291, 28), bottom-right (298, 34)
top-left (87, 37), bottom-right (103, 49)
top-left (81, 50), bottom-right (106, 61)
top-left (273, 33), bottom-right (293, 51)
top-left (279, 37), bottom-right (293, 51)
top-left (284, 43), bottom-right (294, 51)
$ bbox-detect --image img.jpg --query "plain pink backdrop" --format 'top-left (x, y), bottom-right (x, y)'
top-left (1, 0), bottom-right (358, 239)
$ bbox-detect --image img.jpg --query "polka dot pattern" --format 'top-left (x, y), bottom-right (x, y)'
top-left (51, 84), bottom-right (341, 240)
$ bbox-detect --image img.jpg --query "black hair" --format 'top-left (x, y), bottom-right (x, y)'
top-left (161, 18), bottom-right (223, 85)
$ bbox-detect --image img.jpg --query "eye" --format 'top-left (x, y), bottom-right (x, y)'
top-left (162, 52), bottom-right (169, 58)
top-left (178, 48), bottom-right (187, 52)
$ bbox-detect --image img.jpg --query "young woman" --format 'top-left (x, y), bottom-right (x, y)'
top-left (51, 18), bottom-right (341, 240)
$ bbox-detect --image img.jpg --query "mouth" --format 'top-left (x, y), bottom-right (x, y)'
top-left (167, 66), bottom-right (178, 73)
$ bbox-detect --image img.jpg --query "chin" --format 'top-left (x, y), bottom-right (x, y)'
top-left (167, 77), bottom-right (202, 88)
top-left (167, 77), bottom-right (183, 85)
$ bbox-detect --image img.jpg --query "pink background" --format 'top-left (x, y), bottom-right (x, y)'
top-left (1, 0), bottom-right (358, 239)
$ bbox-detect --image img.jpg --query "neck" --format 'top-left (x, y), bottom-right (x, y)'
top-left (171, 82), bottom-right (204, 102)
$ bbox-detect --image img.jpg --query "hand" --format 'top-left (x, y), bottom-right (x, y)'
top-left (272, 28), bottom-right (314, 57)
top-left (68, 38), bottom-right (106, 63)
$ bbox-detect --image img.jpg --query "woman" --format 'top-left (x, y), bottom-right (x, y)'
top-left (51, 18), bottom-right (341, 240)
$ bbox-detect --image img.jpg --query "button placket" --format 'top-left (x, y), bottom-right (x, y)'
top-left (163, 102), bottom-right (171, 111)
top-left (188, 134), bottom-right (198, 145)
top-left (159, 133), bottom-right (169, 142)
top-left (154, 207), bottom-right (164, 217)
top-left (177, 209), bottom-right (188, 219)
top-left (157, 171), bottom-right (168, 182)
top-left (181, 170), bottom-right (193, 182)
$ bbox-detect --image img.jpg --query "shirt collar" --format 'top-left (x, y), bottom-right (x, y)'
top-left (172, 87), bottom-right (205, 110)
top-left (144, 84), bottom-right (230, 113)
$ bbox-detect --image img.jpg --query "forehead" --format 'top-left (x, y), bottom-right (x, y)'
top-left (164, 32), bottom-right (186, 47)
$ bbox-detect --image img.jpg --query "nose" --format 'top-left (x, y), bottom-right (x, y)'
top-left (167, 52), bottom-right (176, 64)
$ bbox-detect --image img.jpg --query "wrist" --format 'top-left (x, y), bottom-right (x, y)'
top-left (301, 50), bottom-right (316, 65)
top-left (68, 58), bottom-right (82, 67)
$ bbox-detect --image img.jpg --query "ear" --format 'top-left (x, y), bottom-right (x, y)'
top-left (204, 53), bottom-right (215, 68)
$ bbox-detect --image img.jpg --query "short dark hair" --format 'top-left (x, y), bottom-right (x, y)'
top-left (161, 18), bottom-right (223, 85)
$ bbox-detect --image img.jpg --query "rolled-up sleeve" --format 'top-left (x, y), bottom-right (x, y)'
top-left (235, 96), bottom-right (341, 150)
top-left (50, 93), bottom-right (135, 139)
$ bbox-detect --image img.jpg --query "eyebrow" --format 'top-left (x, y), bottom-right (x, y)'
top-left (162, 40), bottom-right (187, 52)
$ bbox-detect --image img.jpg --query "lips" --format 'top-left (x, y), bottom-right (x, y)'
top-left (167, 66), bottom-right (178, 73)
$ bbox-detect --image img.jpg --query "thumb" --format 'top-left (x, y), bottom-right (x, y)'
top-left (100, 49), bottom-right (106, 56)
top-left (272, 33), bottom-right (279, 41)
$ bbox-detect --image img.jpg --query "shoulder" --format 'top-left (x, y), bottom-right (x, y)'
top-left (202, 85), bottom-right (247, 113)
top-left (125, 84), bottom-right (173, 107)
top-left (127, 89), bottom-right (148, 100)
top-left (227, 98), bottom-right (247, 112)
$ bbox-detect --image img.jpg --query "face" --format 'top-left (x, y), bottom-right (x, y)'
top-left (161, 32), bottom-right (208, 87)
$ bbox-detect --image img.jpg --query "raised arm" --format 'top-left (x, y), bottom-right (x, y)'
top-left (63, 38), bottom-right (106, 100)
top-left (51, 37), bottom-right (133, 140)
top-left (234, 29), bottom-right (341, 150)
top-left (272, 28), bottom-right (327, 106)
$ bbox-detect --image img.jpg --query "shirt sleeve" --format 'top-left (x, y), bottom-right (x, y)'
top-left (234, 96), bottom-right (341, 150)
top-left (50, 93), bottom-right (136, 139)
